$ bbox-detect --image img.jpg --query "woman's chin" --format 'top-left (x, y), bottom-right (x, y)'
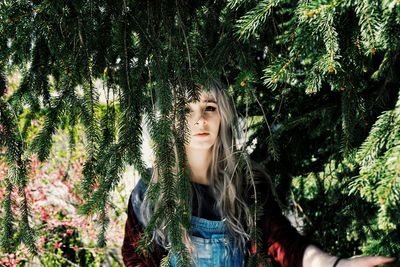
top-left (187, 142), bottom-right (215, 151)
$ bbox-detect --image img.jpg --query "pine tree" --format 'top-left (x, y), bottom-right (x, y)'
top-left (0, 0), bottom-right (399, 265)
top-left (232, 0), bottom-right (400, 260)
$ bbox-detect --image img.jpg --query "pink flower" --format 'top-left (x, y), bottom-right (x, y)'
top-left (72, 246), bottom-right (80, 252)
top-left (0, 255), bottom-right (17, 267)
top-left (66, 229), bottom-right (74, 235)
top-left (38, 191), bottom-right (47, 201)
top-left (54, 241), bottom-right (63, 249)
top-left (40, 209), bottom-right (49, 221)
top-left (38, 235), bottom-right (46, 244)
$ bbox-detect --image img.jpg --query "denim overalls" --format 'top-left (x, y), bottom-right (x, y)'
top-left (169, 216), bottom-right (244, 267)
top-left (131, 179), bottom-right (244, 267)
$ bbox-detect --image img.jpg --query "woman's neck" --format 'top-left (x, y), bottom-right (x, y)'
top-left (185, 147), bottom-right (212, 185)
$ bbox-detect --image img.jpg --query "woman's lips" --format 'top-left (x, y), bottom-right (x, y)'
top-left (193, 133), bottom-right (209, 136)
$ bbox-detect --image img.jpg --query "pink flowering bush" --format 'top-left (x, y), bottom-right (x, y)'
top-left (0, 130), bottom-right (127, 266)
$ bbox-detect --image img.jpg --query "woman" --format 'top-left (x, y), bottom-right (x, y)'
top-left (122, 80), bottom-right (396, 267)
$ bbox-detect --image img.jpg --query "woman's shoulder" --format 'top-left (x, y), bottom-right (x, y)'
top-left (130, 168), bottom-right (153, 204)
top-left (241, 161), bottom-right (271, 185)
top-left (241, 161), bottom-right (275, 204)
top-left (129, 169), bottom-right (153, 222)
top-left (131, 179), bottom-right (147, 203)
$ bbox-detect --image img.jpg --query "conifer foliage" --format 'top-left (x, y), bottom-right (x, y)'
top-left (232, 0), bottom-right (400, 261)
top-left (0, 0), bottom-right (399, 266)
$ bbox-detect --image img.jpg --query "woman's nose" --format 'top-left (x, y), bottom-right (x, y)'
top-left (194, 114), bottom-right (207, 126)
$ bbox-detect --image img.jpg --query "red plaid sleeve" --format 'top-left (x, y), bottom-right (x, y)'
top-left (260, 194), bottom-right (311, 267)
top-left (121, 194), bottom-right (164, 267)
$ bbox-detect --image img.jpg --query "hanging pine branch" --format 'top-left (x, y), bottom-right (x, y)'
top-left (0, 98), bottom-right (36, 254)
top-left (235, 0), bottom-right (283, 40)
top-left (1, 0), bottom-right (400, 265)
top-left (355, 0), bottom-right (382, 54)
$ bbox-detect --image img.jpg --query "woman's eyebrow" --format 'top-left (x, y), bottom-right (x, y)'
top-left (200, 99), bottom-right (217, 104)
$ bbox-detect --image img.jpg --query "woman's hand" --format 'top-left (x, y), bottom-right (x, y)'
top-left (303, 245), bottom-right (397, 267)
top-left (338, 256), bottom-right (397, 267)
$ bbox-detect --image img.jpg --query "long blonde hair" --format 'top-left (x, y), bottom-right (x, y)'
top-left (141, 78), bottom-right (256, 256)
top-left (206, 79), bottom-right (253, 249)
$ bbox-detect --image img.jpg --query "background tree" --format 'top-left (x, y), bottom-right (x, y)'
top-left (0, 0), bottom-right (399, 266)
top-left (231, 0), bottom-right (400, 261)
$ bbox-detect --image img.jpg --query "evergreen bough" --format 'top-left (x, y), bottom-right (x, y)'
top-left (0, 0), bottom-right (399, 265)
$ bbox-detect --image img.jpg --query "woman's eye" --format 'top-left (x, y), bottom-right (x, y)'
top-left (205, 106), bottom-right (216, 112)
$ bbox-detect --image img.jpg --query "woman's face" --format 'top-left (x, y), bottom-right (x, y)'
top-left (186, 91), bottom-right (221, 151)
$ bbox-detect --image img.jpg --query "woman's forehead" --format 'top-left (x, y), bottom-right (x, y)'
top-left (198, 91), bottom-right (217, 103)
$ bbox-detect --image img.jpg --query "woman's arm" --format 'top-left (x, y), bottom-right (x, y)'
top-left (259, 191), bottom-right (311, 267)
top-left (261, 196), bottom-right (396, 267)
top-left (256, 173), bottom-right (396, 267)
top-left (302, 244), bottom-right (396, 267)
top-left (121, 193), bottom-right (162, 267)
